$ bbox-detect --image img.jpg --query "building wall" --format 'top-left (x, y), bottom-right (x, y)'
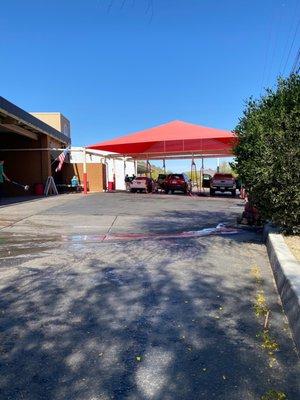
top-left (70, 148), bottom-right (136, 191)
top-left (106, 158), bottom-right (136, 190)
top-left (31, 113), bottom-right (71, 138)
top-left (0, 132), bottom-right (47, 195)
top-left (62, 163), bottom-right (106, 192)
top-left (60, 115), bottom-right (71, 137)
top-left (0, 131), bottom-right (67, 196)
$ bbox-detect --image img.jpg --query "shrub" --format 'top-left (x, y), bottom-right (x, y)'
top-left (234, 75), bottom-right (300, 233)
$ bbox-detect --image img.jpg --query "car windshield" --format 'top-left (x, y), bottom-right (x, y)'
top-left (135, 177), bottom-right (147, 180)
top-left (169, 174), bottom-right (183, 179)
top-left (213, 174), bottom-right (233, 179)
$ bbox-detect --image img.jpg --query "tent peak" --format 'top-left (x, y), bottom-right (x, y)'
top-left (87, 120), bottom-right (236, 158)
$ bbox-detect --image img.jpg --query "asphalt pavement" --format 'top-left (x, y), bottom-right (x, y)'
top-left (0, 192), bottom-right (299, 400)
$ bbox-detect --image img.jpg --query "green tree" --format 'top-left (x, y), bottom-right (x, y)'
top-left (137, 161), bottom-right (147, 174)
top-left (219, 161), bottom-right (237, 176)
top-left (234, 74), bottom-right (300, 233)
top-left (137, 161), bottom-right (172, 178)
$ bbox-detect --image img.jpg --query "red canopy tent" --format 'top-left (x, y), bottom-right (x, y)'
top-left (88, 120), bottom-right (237, 159)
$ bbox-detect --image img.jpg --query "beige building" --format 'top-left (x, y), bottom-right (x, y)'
top-left (30, 112), bottom-right (71, 138)
top-left (0, 96), bottom-right (70, 196)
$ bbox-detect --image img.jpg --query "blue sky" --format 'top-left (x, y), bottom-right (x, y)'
top-left (1, 0), bottom-right (299, 171)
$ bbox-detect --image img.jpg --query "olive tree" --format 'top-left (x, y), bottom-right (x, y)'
top-left (234, 74), bottom-right (300, 233)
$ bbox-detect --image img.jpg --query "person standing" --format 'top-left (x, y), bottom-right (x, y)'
top-left (124, 174), bottom-right (131, 191)
top-left (71, 175), bottom-right (80, 192)
top-left (0, 160), bottom-right (10, 202)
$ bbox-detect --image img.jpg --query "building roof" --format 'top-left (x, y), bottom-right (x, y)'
top-left (0, 96), bottom-right (70, 144)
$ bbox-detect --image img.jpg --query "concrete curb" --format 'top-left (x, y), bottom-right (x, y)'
top-left (264, 224), bottom-right (300, 353)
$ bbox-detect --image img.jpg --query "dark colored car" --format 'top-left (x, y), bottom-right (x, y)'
top-left (202, 173), bottom-right (212, 188)
top-left (156, 174), bottom-right (167, 190)
top-left (164, 173), bottom-right (192, 194)
top-left (235, 177), bottom-right (242, 190)
top-left (210, 173), bottom-right (236, 197)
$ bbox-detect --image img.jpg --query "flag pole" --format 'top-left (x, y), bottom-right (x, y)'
top-left (83, 147), bottom-right (88, 195)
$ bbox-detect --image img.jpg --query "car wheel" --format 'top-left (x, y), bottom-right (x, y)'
top-left (171, 190), bottom-right (174, 194)
top-left (165, 188), bottom-right (169, 194)
top-left (210, 188), bottom-right (215, 196)
top-left (231, 190), bottom-right (236, 197)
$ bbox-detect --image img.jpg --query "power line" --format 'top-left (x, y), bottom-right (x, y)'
top-left (282, 18), bottom-right (300, 74)
top-left (107, 0), bottom-right (114, 13)
top-left (265, 5), bottom-right (285, 87)
top-left (145, 0), bottom-right (154, 24)
top-left (291, 47), bottom-right (300, 73)
top-left (278, 0), bottom-right (300, 75)
top-left (261, 5), bottom-right (278, 92)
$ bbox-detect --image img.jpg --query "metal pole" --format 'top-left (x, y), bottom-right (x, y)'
top-left (200, 157), bottom-right (204, 193)
top-left (217, 158), bottom-right (220, 173)
top-left (104, 157), bottom-right (109, 192)
top-left (0, 147), bottom-right (80, 152)
top-left (113, 158), bottom-right (116, 190)
top-left (124, 157), bottom-right (127, 191)
top-left (83, 148), bottom-right (88, 194)
top-left (146, 159), bottom-right (151, 178)
top-left (134, 160), bottom-right (137, 175)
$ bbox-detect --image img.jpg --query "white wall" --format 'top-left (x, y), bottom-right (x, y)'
top-left (106, 158), bottom-right (136, 190)
top-left (69, 147), bottom-right (136, 191)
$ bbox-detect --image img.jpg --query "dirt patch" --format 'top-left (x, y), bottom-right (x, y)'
top-left (284, 235), bottom-right (300, 262)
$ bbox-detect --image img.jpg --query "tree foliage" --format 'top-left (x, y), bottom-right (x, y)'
top-left (219, 161), bottom-right (238, 176)
top-left (234, 74), bottom-right (300, 233)
top-left (137, 161), bottom-right (172, 179)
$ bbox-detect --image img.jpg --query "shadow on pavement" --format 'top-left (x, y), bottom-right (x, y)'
top-left (0, 233), bottom-right (299, 400)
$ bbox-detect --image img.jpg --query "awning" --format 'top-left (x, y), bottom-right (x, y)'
top-left (88, 120), bottom-right (237, 159)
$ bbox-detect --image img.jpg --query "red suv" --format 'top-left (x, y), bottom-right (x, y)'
top-left (164, 173), bottom-right (192, 194)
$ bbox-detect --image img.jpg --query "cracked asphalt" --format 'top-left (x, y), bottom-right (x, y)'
top-left (0, 193), bottom-right (299, 400)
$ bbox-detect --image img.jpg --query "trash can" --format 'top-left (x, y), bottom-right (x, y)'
top-left (34, 183), bottom-right (44, 195)
top-left (108, 181), bottom-right (115, 191)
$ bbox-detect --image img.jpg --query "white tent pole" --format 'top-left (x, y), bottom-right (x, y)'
top-left (83, 148), bottom-right (87, 194)
top-left (104, 157), bottom-right (109, 191)
top-left (200, 157), bottom-right (204, 193)
top-left (134, 160), bottom-right (137, 175)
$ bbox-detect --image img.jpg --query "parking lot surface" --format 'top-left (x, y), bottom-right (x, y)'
top-left (0, 193), bottom-right (299, 400)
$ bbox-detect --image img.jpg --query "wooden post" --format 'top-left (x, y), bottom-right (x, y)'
top-left (83, 148), bottom-right (87, 194)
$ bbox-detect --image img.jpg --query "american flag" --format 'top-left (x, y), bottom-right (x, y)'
top-left (55, 148), bottom-right (69, 172)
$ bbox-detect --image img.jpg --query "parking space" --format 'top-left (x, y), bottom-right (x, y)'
top-left (0, 193), bottom-right (299, 400)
